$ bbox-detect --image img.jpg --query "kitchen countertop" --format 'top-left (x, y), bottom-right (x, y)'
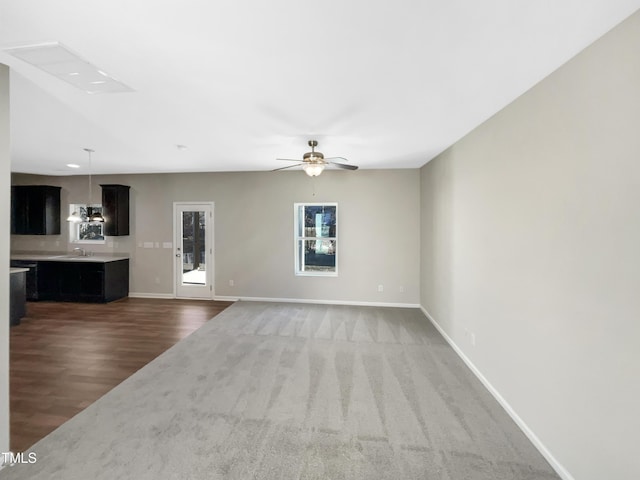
top-left (10, 267), bottom-right (30, 274)
top-left (11, 252), bottom-right (130, 263)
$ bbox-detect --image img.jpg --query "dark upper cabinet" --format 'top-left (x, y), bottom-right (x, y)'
top-left (101, 184), bottom-right (130, 236)
top-left (11, 185), bottom-right (61, 235)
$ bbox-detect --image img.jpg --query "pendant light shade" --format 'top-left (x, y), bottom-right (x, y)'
top-left (88, 207), bottom-right (105, 223)
top-left (66, 211), bottom-right (82, 222)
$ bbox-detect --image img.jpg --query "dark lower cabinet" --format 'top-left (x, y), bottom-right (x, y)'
top-left (37, 261), bottom-right (60, 300)
top-left (37, 260), bottom-right (129, 303)
top-left (58, 263), bottom-right (105, 302)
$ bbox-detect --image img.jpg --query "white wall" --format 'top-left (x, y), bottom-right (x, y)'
top-left (11, 169), bottom-right (421, 305)
top-left (1, 64), bottom-right (11, 454)
top-left (420, 10), bottom-right (640, 480)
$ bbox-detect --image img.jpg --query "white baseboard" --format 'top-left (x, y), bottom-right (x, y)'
top-left (419, 306), bottom-right (574, 480)
top-left (128, 293), bottom-right (419, 309)
top-left (215, 295), bottom-right (420, 309)
top-left (130, 293), bottom-right (217, 301)
top-left (127, 292), bottom-right (175, 299)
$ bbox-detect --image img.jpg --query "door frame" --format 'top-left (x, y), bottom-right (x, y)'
top-left (173, 202), bottom-right (215, 299)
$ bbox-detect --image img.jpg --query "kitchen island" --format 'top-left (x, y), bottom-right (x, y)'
top-left (10, 267), bottom-right (29, 325)
top-left (10, 253), bottom-right (130, 303)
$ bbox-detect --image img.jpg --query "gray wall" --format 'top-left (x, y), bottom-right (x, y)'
top-left (12, 169), bottom-right (421, 305)
top-left (0, 65), bottom-right (10, 455)
top-left (420, 10), bottom-right (640, 480)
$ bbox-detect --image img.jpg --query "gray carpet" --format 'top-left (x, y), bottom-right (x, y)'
top-left (0, 302), bottom-right (559, 479)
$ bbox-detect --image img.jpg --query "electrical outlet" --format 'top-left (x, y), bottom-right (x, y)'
top-left (399, 285), bottom-right (404, 293)
top-left (470, 333), bottom-right (476, 346)
top-left (229, 280), bottom-right (235, 287)
top-left (378, 284), bottom-right (384, 292)
top-left (154, 277), bottom-right (160, 284)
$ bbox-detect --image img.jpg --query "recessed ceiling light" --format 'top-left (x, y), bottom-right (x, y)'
top-left (66, 163), bottom-right (80, 168)
top-left (3, 42), bottom-right (134, 94)
top-left (176, 144), bottom-right (188, 151)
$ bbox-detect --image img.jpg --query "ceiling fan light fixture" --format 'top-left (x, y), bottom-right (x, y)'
top-left (303, 163), bottom-right (325, 177)
top-left (273, 140), bottom-right (356, 175)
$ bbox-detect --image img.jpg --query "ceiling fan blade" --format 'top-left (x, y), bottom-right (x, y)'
top-left (328, 161), bottom-right (358, 170)
top-left (323, 157), bottom-right (348, 163)
top-left (275, 158), bottom-right (303, 162)
top-left (272, 163), bottom-right (304, 172)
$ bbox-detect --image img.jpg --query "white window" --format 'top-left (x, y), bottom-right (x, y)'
top-left (69, 204), bottom-right (106, 244)
top-left (294, 203), bottom-right (337, 276)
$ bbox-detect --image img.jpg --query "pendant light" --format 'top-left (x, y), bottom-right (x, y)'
top-left (67, 148), bottom-right (104, 223)
top-left (66, 209), bottom-right (82, 222)
top-left (85, 148), bottom-right (104, 223)
top-left (66, 151), bottom-right (82, 223)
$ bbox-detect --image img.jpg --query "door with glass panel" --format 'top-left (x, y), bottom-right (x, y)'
top-left (174, 203), bottom-right (213, 299)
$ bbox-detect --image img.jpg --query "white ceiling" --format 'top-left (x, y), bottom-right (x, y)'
top-left (1, 1), bottom-right (639, 176)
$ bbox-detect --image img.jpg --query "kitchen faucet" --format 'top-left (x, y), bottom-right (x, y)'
top-left (73, 247), bottom-right (86, 256)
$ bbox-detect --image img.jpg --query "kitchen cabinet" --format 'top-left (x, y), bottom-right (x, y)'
top-left (101, 184), bottom-right (130, 236)
top-left (10, 268), bottom-right (28, 326)
top-left (37, 259), bottom-right (129, 303)
top-left (9, 260), bottom-right (39, 300)
top-left (11, 185), bottom-right (61, 235)
top-left (36, 261), bottom-right (59, 300)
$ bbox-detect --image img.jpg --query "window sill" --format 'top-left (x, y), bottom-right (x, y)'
top-left (295, 271), bottom-right (338, 277)
top-left (71, 239), bottom-right (106, 245)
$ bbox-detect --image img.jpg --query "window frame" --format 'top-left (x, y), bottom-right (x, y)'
top-left (294, 202), bottom-right (338, 277)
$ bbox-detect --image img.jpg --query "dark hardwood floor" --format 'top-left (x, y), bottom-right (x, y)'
top-left (9, 297), bottom-right (234, 452)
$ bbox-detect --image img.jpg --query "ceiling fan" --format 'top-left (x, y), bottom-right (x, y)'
top-left (273, 140), bottom-right (358, 176)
